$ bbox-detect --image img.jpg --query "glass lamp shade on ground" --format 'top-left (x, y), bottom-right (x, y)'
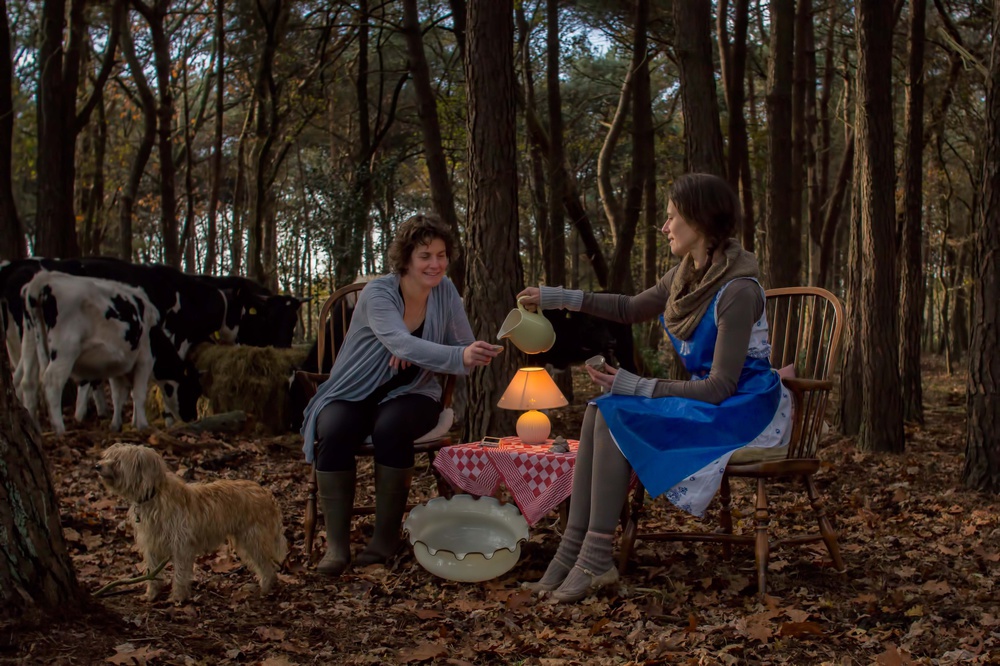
top-left (496, 367), bottom-right (569, 444)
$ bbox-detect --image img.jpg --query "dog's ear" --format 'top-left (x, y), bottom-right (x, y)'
top-left (137, 446), bottom-right (168, 488)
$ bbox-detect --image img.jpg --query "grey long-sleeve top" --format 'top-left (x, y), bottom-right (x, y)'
top-left (539, 268), bottom-right (764, 405)
top-left (300, 274), bottom-right (475, 462)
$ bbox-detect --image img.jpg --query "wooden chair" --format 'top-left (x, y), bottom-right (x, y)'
top-left (617, 286), bottom-right (847, 599)
top-left (293, 282), bottom-right (457, 563)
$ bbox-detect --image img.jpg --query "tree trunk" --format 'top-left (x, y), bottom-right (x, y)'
top-left (520, 99), bottom-right (609, 288)
top-left (899, 0), bottom-right (926, 424)
top-left (964, 0), bottom-right (1000, 488)
top-left (763, 0), bottom-right (797, 288)
top-left (543, 0), bottom-right (567, 287)
top-left (609, 0), bottom-right (651, 294)
top-left (719, 0), bottom-right (752, 250)
top-left (180, 62), bottom-right (197, 272)
top-left (463, 0), bottom-right (520, 442)
top-left (839, 133), bottom-right (862, 437)
top-left (119, 4), bottom-right (157, 263)
top-left (515, 3), bottom-right (547, 290)
top-left (856, 0), bottom-right (903, 453)
top-left (0, 319), bottom-right (85, 616)
top-left (134, 0), bottom-right (179, 267)
top-left (35, 0), bottom-right (85, 259)
top-left (80, 88), bottom-right (107, 256)
top-left (204, 0), bottom-right (225, 275)
top-left (673, 0), bottom-right (724, 176)
top-left (0, 0), bottom-right (23, 260)
top-left (403, 0), bottom-right (465, 293)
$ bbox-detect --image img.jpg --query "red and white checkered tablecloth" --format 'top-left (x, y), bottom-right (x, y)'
top-left (433, 437), bottom-right (579, 526)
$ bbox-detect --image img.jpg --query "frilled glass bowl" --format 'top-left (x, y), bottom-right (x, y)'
top-left (404, 495), bottom-right (530, 582)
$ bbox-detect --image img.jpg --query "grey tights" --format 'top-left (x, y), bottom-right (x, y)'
top-left (535, 403), bottom-right (632, 585)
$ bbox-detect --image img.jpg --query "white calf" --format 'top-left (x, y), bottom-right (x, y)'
top-left (19, 271), bottom-right (159, 435)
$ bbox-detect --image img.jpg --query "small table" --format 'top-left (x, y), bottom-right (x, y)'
top-left (433, 437), bottom-right (579, 526)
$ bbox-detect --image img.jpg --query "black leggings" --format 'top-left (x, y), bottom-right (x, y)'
top-left (313, 392), bottom-right (442, 472)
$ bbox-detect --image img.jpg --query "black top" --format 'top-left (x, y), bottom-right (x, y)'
top-left (368, 320), bottom-right (425, 404)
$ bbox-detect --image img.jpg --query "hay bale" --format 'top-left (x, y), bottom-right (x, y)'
top-left (190, 343), bottom-right (310, 433)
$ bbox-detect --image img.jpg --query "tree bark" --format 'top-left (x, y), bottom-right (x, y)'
top-left (462, 0), bottom-right (519, 442)
top-left (899, 0), bottom-right (926, 425)
top-left (80, 88), bottom-right (108, 256)
top-left (964, 0), bottom-right (1000, 491)
top-left (542, 0), bottom-right (567, 286)
top-left (0, 0), bottom-right (23, 260)
top-left (119, 4), bottom-right (157, 263)
top-left (403, 0), bottom-right (465, 293)
top-left (515, 3), bottom-right (546, 289)
top-left (133, 0), bottom-right (179, 267)
top-left (839, 133), bottom-right (862, 436)
top-left (204, 0), bottom-right (225, 275)
top-left (763, 0), bottom-right (797, 288)
top-left (673, 0), bottom-right (724, 176)
top-left (856, 0), bottom-right (903, 453)
top-left (609, 0), bottom-right (651, 294)
top-left (0, 319), bottom-right (84, 616)
top-left (718, 0), bottom-right (752, 250)
top-left (35, 0), bottom-right (85, 258)
top-left (248, 0), bottom-right (285, 290)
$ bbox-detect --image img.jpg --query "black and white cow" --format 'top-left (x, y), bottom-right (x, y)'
top-left (197, 275), bottom-right (305, 348)
top-left (18, 271), bottom-right (200, 435)
top-left (3, 259), bottom-right (227, 424)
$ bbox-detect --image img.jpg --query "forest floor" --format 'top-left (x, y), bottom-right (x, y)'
top-left (2, 355), bottom-right (998, 666)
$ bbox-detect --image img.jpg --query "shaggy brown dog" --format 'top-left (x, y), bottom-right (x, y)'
top-left (97, 443), bottom-right (288, 602)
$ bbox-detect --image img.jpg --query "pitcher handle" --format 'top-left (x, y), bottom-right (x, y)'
top-left (516, 295), bottom-right (537, 313)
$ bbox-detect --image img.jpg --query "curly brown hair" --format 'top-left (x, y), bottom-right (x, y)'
top-left (387, 213), bottom-right (456, 275)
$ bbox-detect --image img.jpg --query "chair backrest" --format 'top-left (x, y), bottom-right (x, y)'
top-left (764, 287), bottom-right (845, 458)
top-left (316, 282), bottom-right (366, 374)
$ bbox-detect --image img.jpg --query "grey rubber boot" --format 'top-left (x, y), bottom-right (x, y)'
top-left (315, 469), bottom-right (356, 575)
top-left (355, 464), bottom-right (414, 566)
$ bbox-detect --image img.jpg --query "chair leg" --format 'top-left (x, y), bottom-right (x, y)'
top-left (753, 479), bottom-right (770, 601)
top-left (719, 473), bottom-right (733, 560)
top-left (305, 465), bottom-right (318, 563)
top-left (805, 475), bottom-right (846, 573)
top-left (617, 482), bottom-right (645, 572)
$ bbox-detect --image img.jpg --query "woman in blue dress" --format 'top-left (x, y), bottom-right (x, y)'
top-left (516, 173), bottom-right (791, 602)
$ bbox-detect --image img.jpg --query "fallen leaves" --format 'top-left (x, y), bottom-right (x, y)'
top-left (107, 643), bottom-right (164, 665)
top-left (4, 359), bottom-right (999, 666)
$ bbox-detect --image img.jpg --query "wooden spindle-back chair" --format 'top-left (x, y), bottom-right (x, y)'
top-left (617, 286), bottom-right (847, 599)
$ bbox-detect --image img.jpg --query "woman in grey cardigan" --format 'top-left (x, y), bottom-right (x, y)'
top-left (301, 214), bottom-right (500, 575)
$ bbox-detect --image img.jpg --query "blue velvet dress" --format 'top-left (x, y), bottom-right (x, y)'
top-left (594, 279), bottom-right (792, 516)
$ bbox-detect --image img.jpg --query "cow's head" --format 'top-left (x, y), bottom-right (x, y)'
top-left (237, 294), bottom-right (305, 348)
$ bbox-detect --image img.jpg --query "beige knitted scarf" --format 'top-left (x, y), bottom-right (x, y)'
top-left (663, 239), bottom-right (761, 340)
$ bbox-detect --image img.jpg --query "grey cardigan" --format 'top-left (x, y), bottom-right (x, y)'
top-left (300, 274), bottom-right (474, 462)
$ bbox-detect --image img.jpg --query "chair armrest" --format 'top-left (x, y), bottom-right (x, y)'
top-left (779, 377), bottom-right (833, 458)
top-left (781, 377), bottom-right (833, 392)
top-left (781, 377), bottom-right (833, 394)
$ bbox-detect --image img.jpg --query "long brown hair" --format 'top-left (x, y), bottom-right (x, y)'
top-left (668, 173), bottom-right (741, 268)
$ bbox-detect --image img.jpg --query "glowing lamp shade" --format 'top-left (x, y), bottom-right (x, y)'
top-left (496, 367), bottom-right (569, 444)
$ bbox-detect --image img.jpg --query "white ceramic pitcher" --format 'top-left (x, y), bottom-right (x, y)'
top-left (497, 296), bottom-right (556, 354)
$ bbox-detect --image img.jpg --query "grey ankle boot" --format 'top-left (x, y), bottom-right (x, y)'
top-left (356, 464), bottom-right (414, 566)
top-left (315, 468), bottom-right (356, 575)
